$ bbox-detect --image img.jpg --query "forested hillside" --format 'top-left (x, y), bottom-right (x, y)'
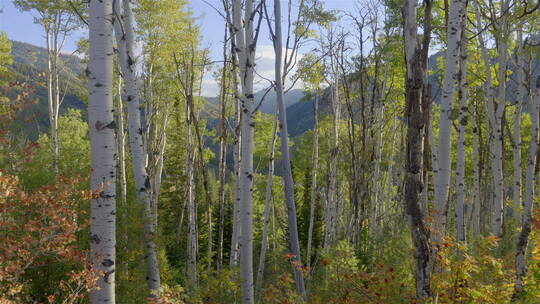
top-left (2, 0), bottom-right (540, 303)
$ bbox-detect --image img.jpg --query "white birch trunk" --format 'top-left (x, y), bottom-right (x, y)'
top-left (88, 1), bottom-right (116, 302)
top-left (370, 105), bottom-right (385, 236)
top-left (471, 104), bottom-right (481, 237)
top-left (116, 75), bottom-right (127, 205)
top-left (473, 0), bottom-right (504, 236)
top-left (455, 15), bottom-right (468, 242)
top-left (434, 0), bottom-right (466, 242)
top-left (512, 29), bottom-right (525, 221)
top-left (272, 0), bottom-right (306, 296)
top-left (324, 72), bottom-right (340, 249)
top-left (113, 0), bottom-right (160, 296)
top-left (232, 0), bottom-right (257, 302)
top-left (514, 76), bottom-right (540, 296)
top-left (306, 90), bottom-right (319, 272)
top-left (115, 74), bottom-right (128, 277)
top-left (217, 59), bottom-right (228, 272)
top-left (186, 117), bottom-right (198, 287)
top-left (230, 106), bottom-right (241, 267)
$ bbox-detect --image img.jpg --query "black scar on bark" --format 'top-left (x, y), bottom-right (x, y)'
top-left (102, 259), bottom-right (115, 267)
top-left (103, 269), bottom-right (115, 283)
top-left (105, 121), bottom-right (116, 129)
top-left (144, 176), bottom-right (151, 189)
top-left (91, 234), bottom-right (101, 244)
top-left (95, 83), bottom-right (103, 87)
top-left (99, 191), bottom-right (115, 199)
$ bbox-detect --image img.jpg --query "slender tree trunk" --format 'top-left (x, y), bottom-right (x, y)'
top-left (186, 111), bottom-right (198, 287)
top-left (271, 0), bottom-right (306, 296)
top-left (513, 76), bottom-right (540, 297)
top-left (434, 0), bottom-right (466, 242)
top-left (306, 90), bottom-right (319, 272)
top-left (512, 29), bottom-right (525, 221)
top-left (473, 0), bottom-right (507, 236)
top-left (88, 1), bottom-right (116, 302)
top-left (232, 0), bottom-right (258, 302)
top-left (45, 28), bottom-right (59, 175)
top-left (53, 29), bottom-right (60, 175)
top-left (217, 27), bottom-right (229, 271)
top-left (403, 0), bottom-right (433, 299)
top-left (471, 102), bottom-right (481, 237)
top-left (229, 3), bottom-right (242, 266)
top-left (230, 95), bottom-right (241, 268)
top-left (324, 73), bottom-right (340, 249)
top-left (115, 73), bottom-right (128, 279)
top-left (255, 112), bottom-right (278, 295)
top-left (456, 13), bottom-right (468, 242)
top-left (112, 0), bottom-right (160, 296)
top-left (370, 104), bottom-right (385, 237)
top-left (116, 75), bottom-right (127, 206)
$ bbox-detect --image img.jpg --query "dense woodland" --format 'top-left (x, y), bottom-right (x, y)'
top-left (1, 0), bottom-right (540, 303)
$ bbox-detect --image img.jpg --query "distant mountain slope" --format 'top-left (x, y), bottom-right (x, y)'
top-left (204, 88), bottom-right (305, 115)
top-left (9, 40), bottom-right (86, 140)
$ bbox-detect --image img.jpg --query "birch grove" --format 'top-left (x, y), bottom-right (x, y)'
top-left (5, 0), bottom-right (540, 303)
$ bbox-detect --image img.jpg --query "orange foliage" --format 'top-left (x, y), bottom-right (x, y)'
top-left (0, 172), bottom-right (97, 303)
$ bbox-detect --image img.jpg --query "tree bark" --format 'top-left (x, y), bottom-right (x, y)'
top-left (513, 76), bottom-right (540, 297)
top-left (186, 110), bottom-right (198, 287)
top-left (471, 101), bottom-right (481, 237)
top-left (306, 89), bottom-right (319, 272)
top-left (271, 0), bottom-right (306, 297)
top-left (512, 29), bottom-right (525, 221)
top-left (402, 0), bottom-right (433, 299)
top-left (112, 0), bottom-right (160, 296)
top-left (434, 0), bottom-right (466, 242)
top-left (232, 0), bottom-right (258, 302)
top-left (88, 1), bottom-right (116, 302)
top-left (217, 25), bottom-right (229, 271)
top-left (473, 0), bottom-right (508, 237)
top-left (456, 11), bottom-right (468, 242)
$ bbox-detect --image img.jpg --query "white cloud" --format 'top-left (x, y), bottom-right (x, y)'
top-left (201, 44), bottom-right (304, 97)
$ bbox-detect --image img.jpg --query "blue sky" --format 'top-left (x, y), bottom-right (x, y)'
top-left (0, 0), bottom-right (357, 96)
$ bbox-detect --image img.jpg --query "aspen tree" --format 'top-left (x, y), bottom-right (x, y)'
top-left (268, 0), bottom-right (306, 296)
top-left (112, 0), bottom-right (160, 297)
top-left (455, 7), bottom-right (468, 243)
top-left (473, 0), bottom-right (507, 236)
top-left (88, 0), bottom-right (116, 302)
top-left (402, 0), bottom-right (433, 298)
top-left (231, 0), bottom-right (262, 302)
top-left (514, 68), bottom-right (540, 297)
top-left (434, 0), bottom-right (467, 242)
top-left (512, 29), bottom-right (525, 221)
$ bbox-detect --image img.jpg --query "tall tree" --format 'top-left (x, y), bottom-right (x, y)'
top-left (402, 0), bottom-right (433, 298)
top-left (267, 0), bottom-right (306, 297)
top-left (455, 4), bottom-right (469, 243)
top-left (231, 0), bottom-right (263, 302)
top-left (433, 0), bottom-right (467, 242)
top-left (513, 75), bottom-right (540, 298)
top-left (113, 0), bottom-right (160, 297)
top-left (14, 0), bottom-right (84, 175)
top-left (87, 0), bottom-right (116, 303)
